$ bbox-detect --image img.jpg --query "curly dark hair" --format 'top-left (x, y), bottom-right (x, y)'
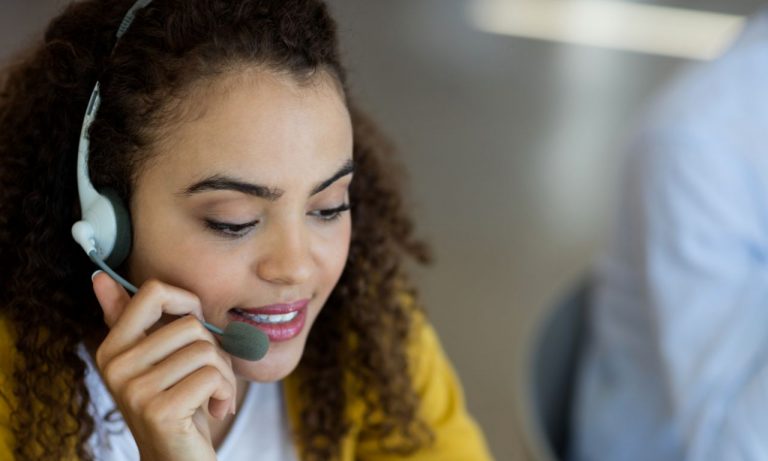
top-left (0, 0), bottom-right (433, 459)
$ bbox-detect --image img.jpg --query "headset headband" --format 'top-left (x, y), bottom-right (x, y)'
top-left (71, 0), bottom-right (154, 271)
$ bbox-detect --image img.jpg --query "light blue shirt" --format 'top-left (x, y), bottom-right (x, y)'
top-left (573, 9), bottom-right (768, 461)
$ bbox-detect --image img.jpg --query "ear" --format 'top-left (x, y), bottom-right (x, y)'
top-left (92, 271), bottom-right (132, 328)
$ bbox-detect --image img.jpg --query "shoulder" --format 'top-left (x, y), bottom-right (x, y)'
top-left (284, 308), bottom-right (494, 460)
top-left (0, 315), bottom-right (17, 460)
top-left (636, 13), bottom-right (768, 156)
top-left (349, 312), bottom-right (494, 460)
top-left (405, 317), bottom-right (493, 458)
top-left (406, 315), bottom-right (451, 395)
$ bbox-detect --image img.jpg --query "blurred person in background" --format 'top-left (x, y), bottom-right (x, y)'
top-left (573, 7), bottom-right (768, 461)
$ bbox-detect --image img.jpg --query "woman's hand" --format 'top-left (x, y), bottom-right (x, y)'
top-left (92, 272), bottom-right (236, 461)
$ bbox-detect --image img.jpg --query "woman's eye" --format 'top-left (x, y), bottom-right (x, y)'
top-left (204, 219), bottom-right (258, 237)
top-left (310, 203), bottom-right (351, 221)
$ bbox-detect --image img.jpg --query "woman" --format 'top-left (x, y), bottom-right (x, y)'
top-left (0, 0), bottom-right (492, 460)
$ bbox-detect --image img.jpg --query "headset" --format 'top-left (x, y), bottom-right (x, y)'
top-left (69, 0), bottom-right (269, 361)
top-left (70, 0), bottom-right (153, 293)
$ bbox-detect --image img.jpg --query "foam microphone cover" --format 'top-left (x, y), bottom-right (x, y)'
top-left (221, 322), bottom-right (270, 361)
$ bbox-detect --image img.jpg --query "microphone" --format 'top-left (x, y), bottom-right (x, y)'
top-left (88, 252), bottom-right (270, 361)
top-left (202, 321), bottom-right (270, 362)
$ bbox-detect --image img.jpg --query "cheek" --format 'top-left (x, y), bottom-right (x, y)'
top-left (314, 220), bottom-right (351, 288)
top-left (131, 228), bottom-right (242, 304)
top-left (127, 199), bottom-right (201, 283)
top-left (168, 242), bottom-right (246, 302)
top-left (305, 223), bottom-right (349, 334)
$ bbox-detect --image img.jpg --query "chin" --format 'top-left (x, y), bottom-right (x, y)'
top-left (231, 337), bottom-right (306, 382)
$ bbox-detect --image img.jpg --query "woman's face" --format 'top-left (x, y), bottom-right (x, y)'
top-left (126, 69), bottom-right (353, 382)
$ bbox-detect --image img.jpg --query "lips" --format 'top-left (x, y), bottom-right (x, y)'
top-left (228, 299), bottom-right (309, 342)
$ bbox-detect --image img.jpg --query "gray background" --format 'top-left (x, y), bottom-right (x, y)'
top-left (1, 1), bottom-right (764, 459)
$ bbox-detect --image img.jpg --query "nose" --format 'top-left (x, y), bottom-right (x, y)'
top-left (256, 221), bottom-right (313, 286)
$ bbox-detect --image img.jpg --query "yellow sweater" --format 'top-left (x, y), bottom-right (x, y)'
top-left (0, 316), bottom-right (493, 460)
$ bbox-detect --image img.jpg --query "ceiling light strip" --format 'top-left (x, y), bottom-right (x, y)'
top-left (469, 0), bottom-right (745, 60)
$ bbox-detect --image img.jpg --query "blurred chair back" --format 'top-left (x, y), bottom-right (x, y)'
top-left (526, 280), bottom-right (589, 460)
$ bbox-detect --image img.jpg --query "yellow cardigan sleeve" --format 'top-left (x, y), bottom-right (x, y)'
top-left (355, 319), bottom-right (494, 460)
top-left (0, 316), bottom-right (17, 460)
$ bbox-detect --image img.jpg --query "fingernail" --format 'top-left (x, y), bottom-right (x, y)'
top-left (231, 400), bottom-right (236, 415)
top-left (91, 270), bottom-right (103, 281)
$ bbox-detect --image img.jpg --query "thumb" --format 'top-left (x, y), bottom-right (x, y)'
top-left (92, 271), bottom-right (132, 328)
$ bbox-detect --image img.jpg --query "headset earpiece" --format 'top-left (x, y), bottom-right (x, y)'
top-left (71, 187), bottom-right (132, 268)
top-left (100, 188), bottom-right (132, 267)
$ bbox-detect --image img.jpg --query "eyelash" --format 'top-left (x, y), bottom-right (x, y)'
top-left (205, 219), bottom-right (258, 237)
top-left (311, 203), bottom-right (351, 222)
top-left (205, 203), bottom-right (351, 238)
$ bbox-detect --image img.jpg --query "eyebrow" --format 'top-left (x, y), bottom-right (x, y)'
top-left (311, 158), bottom-right (355, 195)
top-left (179, 158), bottom-right (355, 201)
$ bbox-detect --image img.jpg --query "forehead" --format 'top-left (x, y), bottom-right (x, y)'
top-left (138, 68), bottom-right (352, 190)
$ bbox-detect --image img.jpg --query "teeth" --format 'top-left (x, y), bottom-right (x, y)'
top-left (236, 310), bottom-right (299, 324)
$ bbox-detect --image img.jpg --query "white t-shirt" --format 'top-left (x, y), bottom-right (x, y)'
top-left (78, 345), bottom-right (299, 461)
